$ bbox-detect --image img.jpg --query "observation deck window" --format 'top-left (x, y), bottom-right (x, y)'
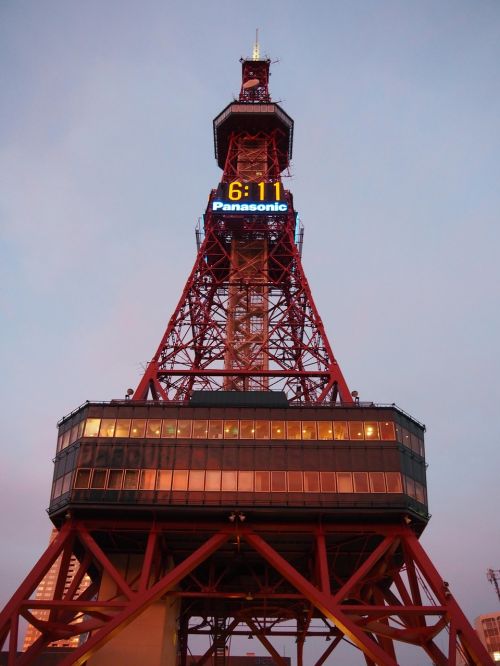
top-left (317, 422), bottom-right (333, 440)
top-left (380, 421), bottom-right (396, 440)
top-left (288, 471), bottom-right (303, 492)
top-left (320, 471), bottom-right (336, 492)
top-left (255, 420), bottom-right (270, 439)
top-left (333, 422), bottom-right (348, 440)
top-left (130, 419), bottom-right (146, 438)
top-left (302, 422), bottom-right (317, 440)
top-left (205, 470), bottom-right (221, 491)
top-left (208, 420), bottom-right (223, 439)
top-left (115, 419), bottom-right (131, 437)
top-left (238, 470), bottom-right (254, 491)
top-left (221, 471), bottom-right (237, 491)
top-left (286, 422), bottom-right (301, 440)
top-left (146, 420), bottom-right (162, 438)
top-left (369, 471), bottom-right (386, 493)
top-left (240, 420), bottom-right (255, 439)
top-left (162, 419), bottom-right (177, 438)
top-left (271, 471), bottom-right (287, 492)
top-left (304, 471), bottom-right (320, 492)
top-left (157, 470), bottom-right (172, 490)
top-left (271, 421), bottom-right (285, 439)
top-left (99, 419), bottom-right (116, 438)
top-left (139, 470), bottom-right (156, 490)
top-left (337, 472), bottom-right (353, 493)
top-left (177, 420), bottom-right (192, 438)
top-left (385, 472), bottom-right (403, 493)
top-left (192, 420), bottom-right (208, 438)
top-left (84, 419), bottom-right (100, 438)
top-left (90, 469), bottom-right (107, 489)
top-left (364, 422), bottom-right (380, 440)
top-left (74, 469), bottom-right (91, 489)
top-left (255, 471), bottom-right (270, 491)
top-left (353, 472), bottom-right (370, 493)
top-left (188, 470), bottom-right (205, 491)
top-left (108, 470), bottom-right (123, 490)
top-left (172, 470), bottom-right (188, 491)
top-left (349, 422), bottom-right (364, 440)
top-left (224, 420), bottom-right (239, 439)
top-left (123, 470), bottom-right (139, 490)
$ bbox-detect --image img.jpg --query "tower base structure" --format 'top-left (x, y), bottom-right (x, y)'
top-left (0, 398), bottom-right (493, 665)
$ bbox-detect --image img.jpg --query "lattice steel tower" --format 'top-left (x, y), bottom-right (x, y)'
top-left (0, 48), bottom-right (493, 666)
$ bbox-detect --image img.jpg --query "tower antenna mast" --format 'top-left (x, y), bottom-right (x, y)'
top-left (487, 569), bottom-right (500, 603)
top-left (252, 28), bottom-right (260, 60)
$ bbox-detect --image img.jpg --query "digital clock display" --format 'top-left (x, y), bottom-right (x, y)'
top-left (211, 180), bottom-right (288, 214)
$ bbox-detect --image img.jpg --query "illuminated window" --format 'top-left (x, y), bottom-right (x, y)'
top-left (349, 422), bottom-right (364, 440)
top-left (317, 422), bottom-right (333, 440)
top-left (415, 482), bottom-right (426, 504)
top-left (177, 420), bottom-right (192, 438)
top-left (70, 424), bottom-right (79, 444)
top-left (369, 472), bottom-right (386, 493)
top-left (84, 419), bottom-right (100, 437)
top-left (405, 476), bottom-right (416, 498)
top-left (288, 471), bottom-right (303, 492)
top-left (221, 471), bottom-right (237, 491)
top-left (304, 471), bottom-right (320, 492)
top-left (130, 419), bottom-right (146, 438)
top-left (380, 422), bottom-right (396, 440)
top-left (74, 469), bottom-right (91, 489)
top-left (91, 469), bottom-right (107, 489)
top-left (146, 420), bottom-right (162, 438)
top-left (224, 420), bottom-right (239, 439)
top-left (108, 470), bottom-right (123, 490)
top-left (192, 420), bottom-right (208, 438)
top-left (394, 423), bottom-right (403, 442)
top-left (271, 471), bottom-right (287, 492)
top-left (115, 419), bottom-right (131, 437)
top-left (123, 470), bottom-right (139, 490)
top-left (99, 419), bottom-right (115, 437)
top-left (255, 420), bottom-right (270, 439)
top-left (238, 471), bottom-right (254, 491)
top-left (337, 472), bottom-right (353, 493)
top-left (401, 428), bottom-right (411, 450)
top-left (52, 477), bottom-right (63, 498)
top-left (156, 470), bottom-right (172, 491)
top-left (61, 430), bottom-right (71, 450)
top-left (271, 421), bottom-right (285, 439)
top-left (139, 470), bottom-right (156, 490)
top-left (188, 470), bottom-right (205, 491)
top-left (205, 470), bottom-right (221, 491)
top-left (333, 422), bottom-right (348, 440)
top-left (353, 472), bottom-right (369, 493)
top-left (255, 471), bottom-right (270, 492)
top-left (161, 419), bottom-right (177, 438)
top-left (320, 472), bottom-right (336, 492)
top-left (208, 420), bottom-right (223, 439)
top-left (62, 473), bottom-right (72, 494)
top-left (77, 420), bottom-right (85, 438)
top-left (286, 422), bottom-right (301, 440)
top-left (364, 422), bottom-right (380, 440)
top-left (302, 422), bottom-right (317, 440)
top-left (172, 470), bottom-right (188, 491)
top-left (240, 420), bottom-right (255, 439)
top-left (385, 472), bottom-right (403, 493)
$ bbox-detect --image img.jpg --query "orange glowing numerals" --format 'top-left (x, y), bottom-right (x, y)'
top-left (228, 181), bottom-right (242, 200)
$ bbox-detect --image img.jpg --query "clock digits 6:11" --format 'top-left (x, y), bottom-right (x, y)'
top-left (220, 181), bottom-right (284, 202)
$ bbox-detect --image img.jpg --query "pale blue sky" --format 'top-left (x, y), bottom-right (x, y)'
top-left (1, 2), bottom-right (500, 663)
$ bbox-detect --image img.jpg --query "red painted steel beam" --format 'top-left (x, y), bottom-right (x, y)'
top-left (243, 531), bottom-right (397, 666)
top-left (58, 530), bottom-right (229, 666)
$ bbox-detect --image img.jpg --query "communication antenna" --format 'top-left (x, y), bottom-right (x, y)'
top-left (487, 569), bottom-right (500, 603)
top-left (252, 28), bottom-right (260, 61)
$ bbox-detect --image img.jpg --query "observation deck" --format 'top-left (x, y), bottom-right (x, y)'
top-left (50, 393), bottom-right (428, 529)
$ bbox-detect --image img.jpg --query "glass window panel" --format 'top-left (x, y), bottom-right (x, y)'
top-left (208, 420), bottom-right (223, 439)
top-left (333, 422), bottom-right (348, 440)
top-left (302, 422), bottom-right (317, 440)
top-left (286, 422), bottom-right (301, 440)
top-left (415, 482), bottom-right (425, 504)
top-left (401, 428), bottom-right (411, 449)
top-left (320, 471), bottom-right (336, 492)
top-left (139, 469), bottom-right (156, 490)
top-left (353, 472), bottom-right (369, 492)
top-left (369, 472), bottom-right (386, 493)
top-left (57, 433), bottom-right (63, 452)
top-left (156, 470), bottom-right (172, 491)
top-left (418, 439), bottom-right (425, 457)
top-left (77, 420), bottom-right (85, 438)
top-left (349, 422), bottom-right (364, 440)
top-left (162, 419), bottom-right (177, 438)
top-left (304, 471), bottom-right (320, 492)
top-left (53, 477), bottom-right (63, 498)
top-left (288, 471), bottom-right (303, 492)
top-left (255, 471), bottom-right (270, 492)
top-left (172, 470), bottom-right (188, 490)
top-left (385, 472), bottom-right (403, 493)
top-left (238, 471), bottom-right (254, 491)
top-left (317, 422), bottom-right (333, 440)
top-left (130, 419), bottom-right (146, 438)
top-left (74, 469), bottom-right (91, 489)
top-left (192, 420), bottom-right (208, 439)
top-left (62, 430), bottom-right (71, 450)
top-left (224, 420), bottom-right (239, 439)
top-left (146, 420), bottom-right (162, 438)
top-left (99, 419), bottom-right (116, 437)
top-left (395, 423), bottom-right (403, 442)
top-left (255, 420), bottom-right (270, 439)
top-left (115, 419), bottom-right (131, 437)
top-left (271, 471), bottom-right (287, 492)
top-left (380, 421), bottom-right (396, 440)
top-left (205, 470), bottom-right (221, 491)
top-left (364, 422), bottom-right (380, 440)
top-left (240, 420), bottom-right (255, 439)
top-left (108, 470), bottom-right (123, 490)
top-left (221, 471), bottom-right (237, 491)
top-left (337, 472), bottom-right (353, 492)
top-left (91, 469), bottom-right (107, 489)
top-left (410, 433), bottom-right (421, 454)
top-left (405, 476), bottom-right (416, 498)
top-left (271, 421), bottom-right (285, 439)
top-left (188, 470), bottom-right (205, 491)
top-left (124, 470), bottom-right (139, 490)
top-left (177, 420), bottom-right (192, 438)
top-left (70, 425), bottom-right (79, 444)
top-left (84, 418), bottom-right (100, 437)
top-left (62, 473), bottom-right (72, 494)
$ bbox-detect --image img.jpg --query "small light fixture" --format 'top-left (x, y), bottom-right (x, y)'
top-left (248, 633), bottom-right (254, 640)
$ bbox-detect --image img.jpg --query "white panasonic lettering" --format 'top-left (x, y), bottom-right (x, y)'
top-left (212, 200), bottom-right (288, 213)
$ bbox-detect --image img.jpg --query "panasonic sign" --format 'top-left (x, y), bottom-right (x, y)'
top-left (212, 201), bottom-right (288, 213)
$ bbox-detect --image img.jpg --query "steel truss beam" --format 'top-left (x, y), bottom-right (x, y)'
top-left (0, 520), bottom-right (492, 665)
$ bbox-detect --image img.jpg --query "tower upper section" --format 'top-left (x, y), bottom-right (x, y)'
top-left (213, 58), bottom-right (294, 175)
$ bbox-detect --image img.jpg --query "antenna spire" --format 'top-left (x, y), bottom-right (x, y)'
top-left (252, 28), bottom-right (260, 61)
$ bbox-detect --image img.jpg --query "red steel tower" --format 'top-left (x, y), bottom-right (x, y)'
top-left (0, 49), bottom-right (493, 666)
